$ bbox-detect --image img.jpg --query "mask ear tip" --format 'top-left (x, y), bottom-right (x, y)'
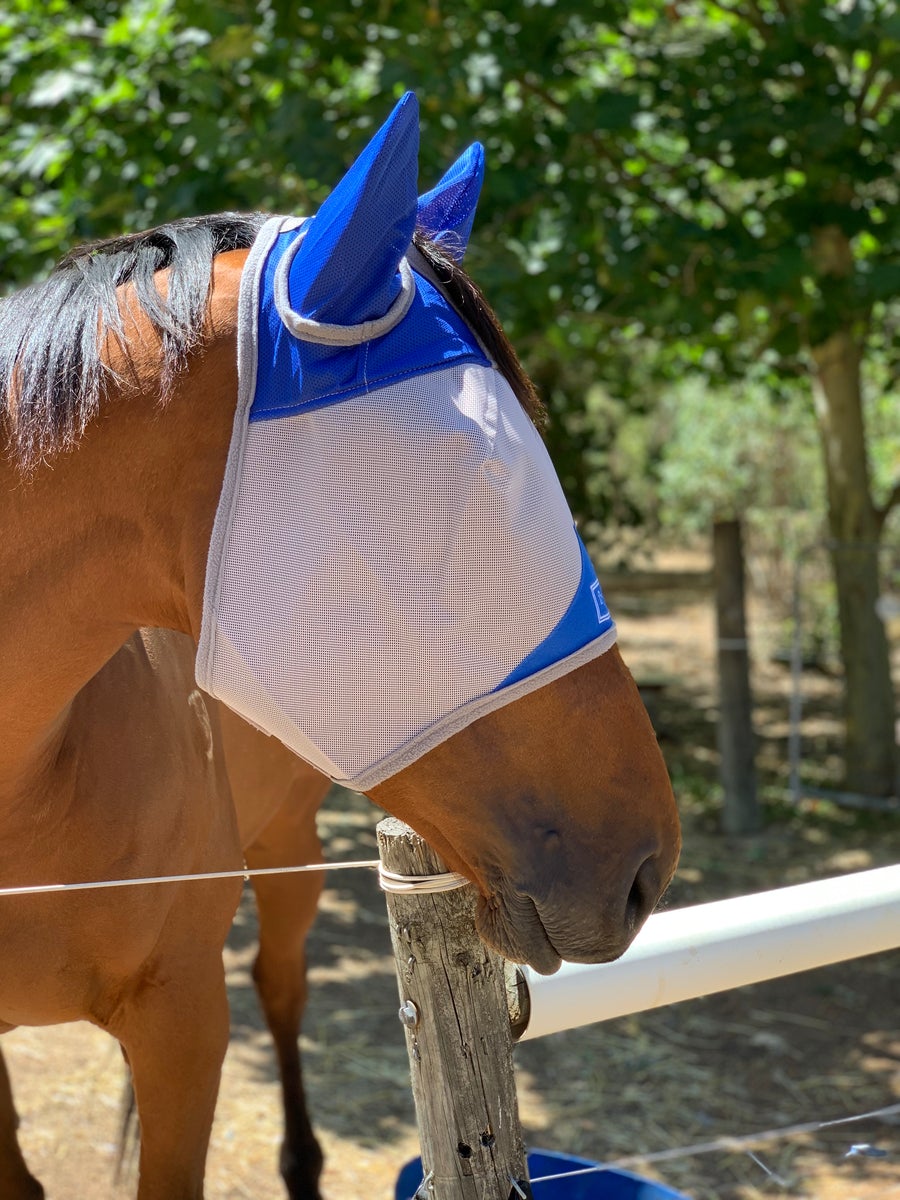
top-left (284, 92), bottom-right (421, 327)
top-left (417, 141), bottom-right (486, 262)
top-left (391, 90), bottom-right (421, 139)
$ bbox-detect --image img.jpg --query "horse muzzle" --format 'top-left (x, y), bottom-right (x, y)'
top-left (476, 848), bottom-right (674, 976)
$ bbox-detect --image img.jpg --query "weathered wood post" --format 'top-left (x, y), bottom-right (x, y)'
top-left (377, 816), bottom-right (531, 1200)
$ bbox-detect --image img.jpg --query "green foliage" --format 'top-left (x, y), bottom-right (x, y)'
top-left (653, 378), bottom-right (822, 531)
top-left (1, 0), bottom-right (897, 535)
top-left (1, 0), bottom-right (328, 279)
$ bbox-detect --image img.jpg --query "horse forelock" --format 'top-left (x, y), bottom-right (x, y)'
top-left (0, 212), bottom-right (269, 470)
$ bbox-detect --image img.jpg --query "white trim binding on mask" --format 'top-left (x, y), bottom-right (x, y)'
top-left (343, 625), bottom-right (617, 793)
top-left (273, 226), bottom-right (417, 345)
top-left (197, 216), bottom-right (291, 699)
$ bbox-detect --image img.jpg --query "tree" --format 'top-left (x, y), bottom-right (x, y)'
top-left (380, 0), bottom-right (900, 796)
top-left (544, 0), bottom-right (899, 796)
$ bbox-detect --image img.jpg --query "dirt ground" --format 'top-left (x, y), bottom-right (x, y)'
top-left (5, 550), bottom-right (900, 1199)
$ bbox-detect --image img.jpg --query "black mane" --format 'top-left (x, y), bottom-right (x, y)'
top-left (1, 212), bottom-right (269, 468)
top-left (1, 211), bottom-right (543, 470)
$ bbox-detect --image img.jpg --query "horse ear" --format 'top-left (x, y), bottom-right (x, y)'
top-left (416, 142), bottom-right (485, 262)
top-left (287, 92), bottom-right (420, 327)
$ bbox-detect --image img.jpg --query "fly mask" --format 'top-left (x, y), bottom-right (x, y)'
top-left (196, 93), bottom-right (617, 791)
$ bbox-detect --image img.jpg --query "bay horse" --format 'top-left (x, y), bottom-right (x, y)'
top-left (0, 691), bottom-right (331, 1200)
top-left (0, 92), bottom-right (680, 1199)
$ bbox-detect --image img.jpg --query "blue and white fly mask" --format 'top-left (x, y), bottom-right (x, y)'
top-left (196, 93), bottom-right (616, 791)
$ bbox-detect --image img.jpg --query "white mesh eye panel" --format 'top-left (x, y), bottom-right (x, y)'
top-left (201, 363), bottom-right (587, 785)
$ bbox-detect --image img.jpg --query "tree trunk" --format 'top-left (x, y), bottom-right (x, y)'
top-left (713, 519), bottom-right (761, 834)
top-left (810, 328), bottom-right (897, 797)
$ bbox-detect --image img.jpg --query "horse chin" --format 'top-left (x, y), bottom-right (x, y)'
top-left (474, 881), bottom-right (647, 975)
top-left (475, 891), bottom-right (562, 976)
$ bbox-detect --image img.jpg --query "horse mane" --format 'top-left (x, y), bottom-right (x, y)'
top-left (411, 237), bottom-right (545, 432)
top-left (0, 212), bottom-right (269, 469)
top-left (1, 212), bottom-right (544, 470)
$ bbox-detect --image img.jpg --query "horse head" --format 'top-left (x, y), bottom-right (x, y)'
top-left (195, 93), bottom-right (680, 974)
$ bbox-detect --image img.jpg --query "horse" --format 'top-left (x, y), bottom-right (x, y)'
top-left (0, 697), bottom-right (333, 1200)
top-left (199, 704), bottom-right (333, 1197)
top-left (0, 91), bottom-right (681, 1199)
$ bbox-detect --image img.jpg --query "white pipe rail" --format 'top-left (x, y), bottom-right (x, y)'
top-left (519, 865), bottom-right (900, 1041)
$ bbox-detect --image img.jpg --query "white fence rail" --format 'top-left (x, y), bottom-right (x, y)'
top-left (519, 865), bottom-right (900, 1041)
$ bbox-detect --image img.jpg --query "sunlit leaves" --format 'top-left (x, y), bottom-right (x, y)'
top-left (1, 0), bottom-right (896, 531)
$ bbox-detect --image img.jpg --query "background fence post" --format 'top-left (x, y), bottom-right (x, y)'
top-left (377, 816), bottom-right (530, 1200)
top-left (713, 518), bottom-right (761, 834)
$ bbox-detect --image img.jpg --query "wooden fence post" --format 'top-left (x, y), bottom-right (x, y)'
top-left (377, 816), bottom-right (530, 1200)
top-left (712, 518), bottom-right (761, 834)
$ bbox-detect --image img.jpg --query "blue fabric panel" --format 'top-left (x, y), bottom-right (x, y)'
top-left (249, 228), bottom-right (490, 422)
top-left (288, 91), bottom-right (419, 325)
top-left (495, 533), bottom-right (614, 691)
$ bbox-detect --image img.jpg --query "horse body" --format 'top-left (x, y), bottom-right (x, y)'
top-left (0, 629), bottom-right (244, 1197)
top-left (0, 93), bottom-right (680, 1198)
top-left (0, 244), bottom-right (261, 1196)
top-left (0, 624), bottom-right (328, 1199)
top-left (0, 236), bottom-right (342, 1196)
top-left (218, 704), bottom-right (331, 1197)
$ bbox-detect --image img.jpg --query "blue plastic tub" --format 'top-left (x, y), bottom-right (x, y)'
top-left (396, 1149), bottom-right (690, 1200)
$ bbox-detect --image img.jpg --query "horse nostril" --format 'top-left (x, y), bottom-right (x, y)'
top-left (625, 856), bottom-right (661, 933)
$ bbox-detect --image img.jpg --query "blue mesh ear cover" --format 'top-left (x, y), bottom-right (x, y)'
top-left (248, 225), bottom-right (490, 422)
top-left (287, 91), bottom-right (420, 327)
top-left (249, 92), bottom-right (493, 422)
top-left (417, 142), bottom-right (485, 262)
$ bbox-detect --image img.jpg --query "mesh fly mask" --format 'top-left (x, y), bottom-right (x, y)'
top-left (195, 95), bottom-right (616, 790)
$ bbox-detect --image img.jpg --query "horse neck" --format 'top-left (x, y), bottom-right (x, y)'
top-left (0, 251), bottom-right (245, 797)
